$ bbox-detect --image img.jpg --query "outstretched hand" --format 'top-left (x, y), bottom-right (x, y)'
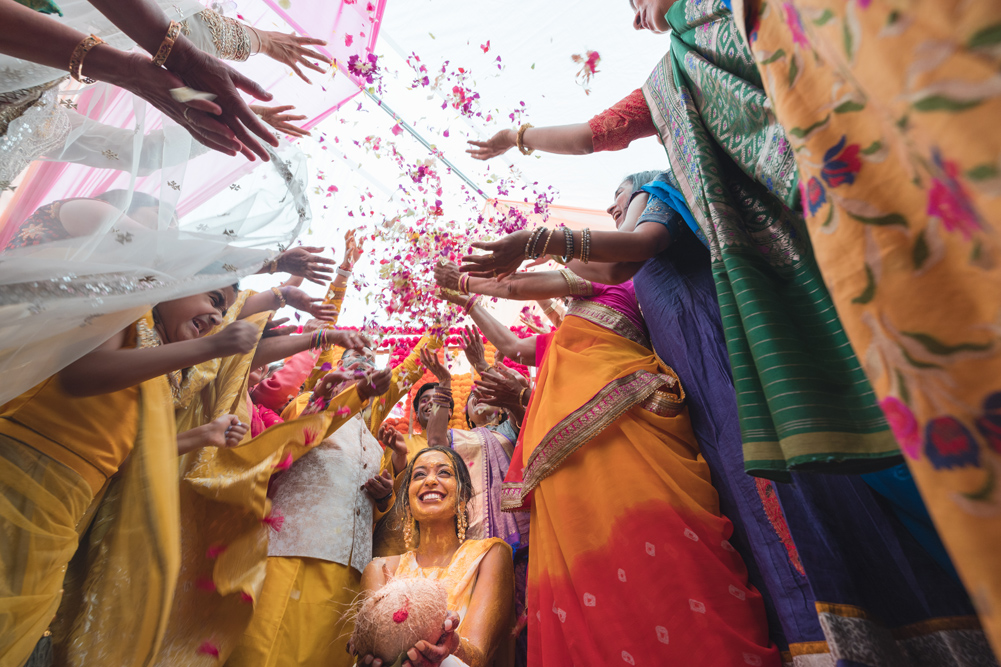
top-left (283, 287), bottom-right (338, 321)
top-left (259, 31), bottom-right (330, 84)
top-left (433, 258), bottom-right (461, 291)
top-left (250, 104), bottom-right (309, 138)
top-left (460, 230), bottom-right (531, 279)
top-left (466, 129), bottom-right (516, 161)
top-left (166, 39), bottom-right (279, 161)
top-left (459, 326), bottom-right (489, 373)
top-left (419, 346), bottom-right (451, 384)
top-left (357, 368), bottom-right (393, 401)
top-left (276, 246), bottom-right (336, 285)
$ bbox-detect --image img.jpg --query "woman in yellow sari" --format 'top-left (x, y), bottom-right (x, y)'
top-left (356, 446), bottom-right (515, 667)
top-left (434, 263), bottom-right (778, 665)
top-left (0, 288), bottom-right (259, 667)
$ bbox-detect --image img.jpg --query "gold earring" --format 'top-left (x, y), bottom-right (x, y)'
top-left (403, 509), bottom-right (415, 550)
top-left (456, 501), bottom-right (468, 542)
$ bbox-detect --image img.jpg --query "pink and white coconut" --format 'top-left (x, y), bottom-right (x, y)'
top-left (351, 577), bottom-right (449, 664)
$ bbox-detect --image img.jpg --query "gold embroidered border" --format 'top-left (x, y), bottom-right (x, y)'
top-left (500, 481), bottom-right (529, 512)
top-left (519, 371), bottom-right (670, 500)
top-left (566, 300), bottom-right (650, 349)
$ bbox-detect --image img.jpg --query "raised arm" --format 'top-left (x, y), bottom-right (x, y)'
top-left (460, 211), bottom-right (669, 280)
top-left (466, 89), bottom-right (655, 161)
top-left (419, 347), bottom-right (453, 449)
top-left (251, 328), bottom-right (366, 369)
top-left (58, 320), bottom-right (259, 397)
top-left (436, 288), bottom-right (536, 366)
top-left (466, 123), bottom-right (593, 160)
top-left (0, 0), bottom-right (241, 156)
top-left (83, 0), bottom-right (279, 161)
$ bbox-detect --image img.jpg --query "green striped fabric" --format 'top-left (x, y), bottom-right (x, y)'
top-left (642, 0), bottom-right (899, 479)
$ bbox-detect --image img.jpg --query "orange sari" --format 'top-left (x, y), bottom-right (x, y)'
top-left (503, 302), bottom-right (778, 666)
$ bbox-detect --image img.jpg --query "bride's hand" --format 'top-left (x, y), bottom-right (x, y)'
top-left (401, 611), bottom-right (461, 667)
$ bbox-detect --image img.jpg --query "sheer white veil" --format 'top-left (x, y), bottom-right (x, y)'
top-left (0, 76), bottom-right (312, 405)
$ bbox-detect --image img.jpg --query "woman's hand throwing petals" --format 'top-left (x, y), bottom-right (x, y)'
top-left (466, 129), bottom-right (516, 161)
top-left (460, 230), bottom-right (531, 279)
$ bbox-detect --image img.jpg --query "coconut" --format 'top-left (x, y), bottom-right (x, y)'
top-left (351, 577), bottom-right (449, 664)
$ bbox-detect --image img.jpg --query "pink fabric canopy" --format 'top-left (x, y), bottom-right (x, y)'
top-left (1, 0), bottom-right (385, 229)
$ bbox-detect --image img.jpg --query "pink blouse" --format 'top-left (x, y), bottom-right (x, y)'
top-left (587, 89), bottom-right (657, 152)
top-left (588, 280), bottom-right (645, 332)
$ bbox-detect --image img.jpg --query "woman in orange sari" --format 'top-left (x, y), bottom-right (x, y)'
top-left (435, 263), bottom-right (778, 665)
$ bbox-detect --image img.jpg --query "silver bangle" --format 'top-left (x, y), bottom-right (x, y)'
top-left (336, 267), bottom-right (352, 277)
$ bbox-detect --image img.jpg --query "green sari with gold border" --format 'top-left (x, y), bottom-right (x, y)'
top-left (642, 0), bottom-right (896, 478)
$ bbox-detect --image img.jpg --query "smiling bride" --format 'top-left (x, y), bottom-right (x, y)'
top-left (354, 447), bottom-right (515, 667)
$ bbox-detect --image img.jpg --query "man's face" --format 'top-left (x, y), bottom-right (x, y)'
top-left (341, 348), bottom-right (377, 373)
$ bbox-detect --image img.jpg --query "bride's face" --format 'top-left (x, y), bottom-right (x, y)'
top-left (409, 450), bottom-right (459, 524)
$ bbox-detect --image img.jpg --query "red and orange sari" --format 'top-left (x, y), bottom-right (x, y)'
top-left (503, 300), bottom-right (778, 666)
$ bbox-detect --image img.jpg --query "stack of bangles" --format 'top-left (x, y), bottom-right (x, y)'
top-left (458, 273), bottom-right (471, 295)
top-left (308, 329), bottom-right (327, 350)
top-left (431, 386), bottom-right (453, 408)
top-left (464, 294), bottom-right (480, 315)
top-left (524, 226), bottom-right (592, 264)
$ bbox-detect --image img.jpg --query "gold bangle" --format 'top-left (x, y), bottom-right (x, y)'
top-left (516, 123), bottom-right (534, 156)
top-left (69, 35), bottom-right (104, 84)
top-left (266, 259), bottom-right (278, 274)
top-left (152, 20), bottom-right (182, 67)
top-left (538, 228), bottom-right (554, 258)
top-left (559, 268), bottom-right (593, 297)
top-left (270, 286), bottom-right (286, 309)
top-left (518, 387), bottom-right (528, 406)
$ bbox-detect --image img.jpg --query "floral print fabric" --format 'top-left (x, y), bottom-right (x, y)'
top-left (748, 0), bottom-right (1001, 652)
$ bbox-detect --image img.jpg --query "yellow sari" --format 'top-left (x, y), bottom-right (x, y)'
top-left (0, 312), bottom-right (180, 667)
top-left (394, 538), bottom-right (513, 667)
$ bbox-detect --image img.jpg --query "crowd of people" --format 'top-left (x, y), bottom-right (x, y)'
top-left (1, 0), bottom-right (1001, 666)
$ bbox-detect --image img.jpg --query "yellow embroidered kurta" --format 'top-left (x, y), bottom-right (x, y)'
top-left (229, 403), bottom-right (391, 667)
top-left (149, 310), bottom-right (366, 667)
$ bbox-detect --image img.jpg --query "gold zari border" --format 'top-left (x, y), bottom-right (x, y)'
top-left (566, 300), bottom-right (650, 349)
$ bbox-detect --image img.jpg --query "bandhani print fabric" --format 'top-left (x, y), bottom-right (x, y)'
top-left (745, 0), bottom-right (1001, 654)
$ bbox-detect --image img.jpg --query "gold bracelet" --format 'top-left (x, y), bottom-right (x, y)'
top-left (266, 259), bottom-right (278, 274)
top-left (152, 20), bottom-right (182, 67)
top-left (516, 123), bottom-right (534, 156)
top-left (538, 228), bottom-right (554, 258)
top-left (270, 286), bottom-right (286, 309)
top-left (518, 387), bottom-right (528, 406)
top-left (69, 35), bottom-right (104, 84)
top-left (559, 268), bottom-right (593, 297)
